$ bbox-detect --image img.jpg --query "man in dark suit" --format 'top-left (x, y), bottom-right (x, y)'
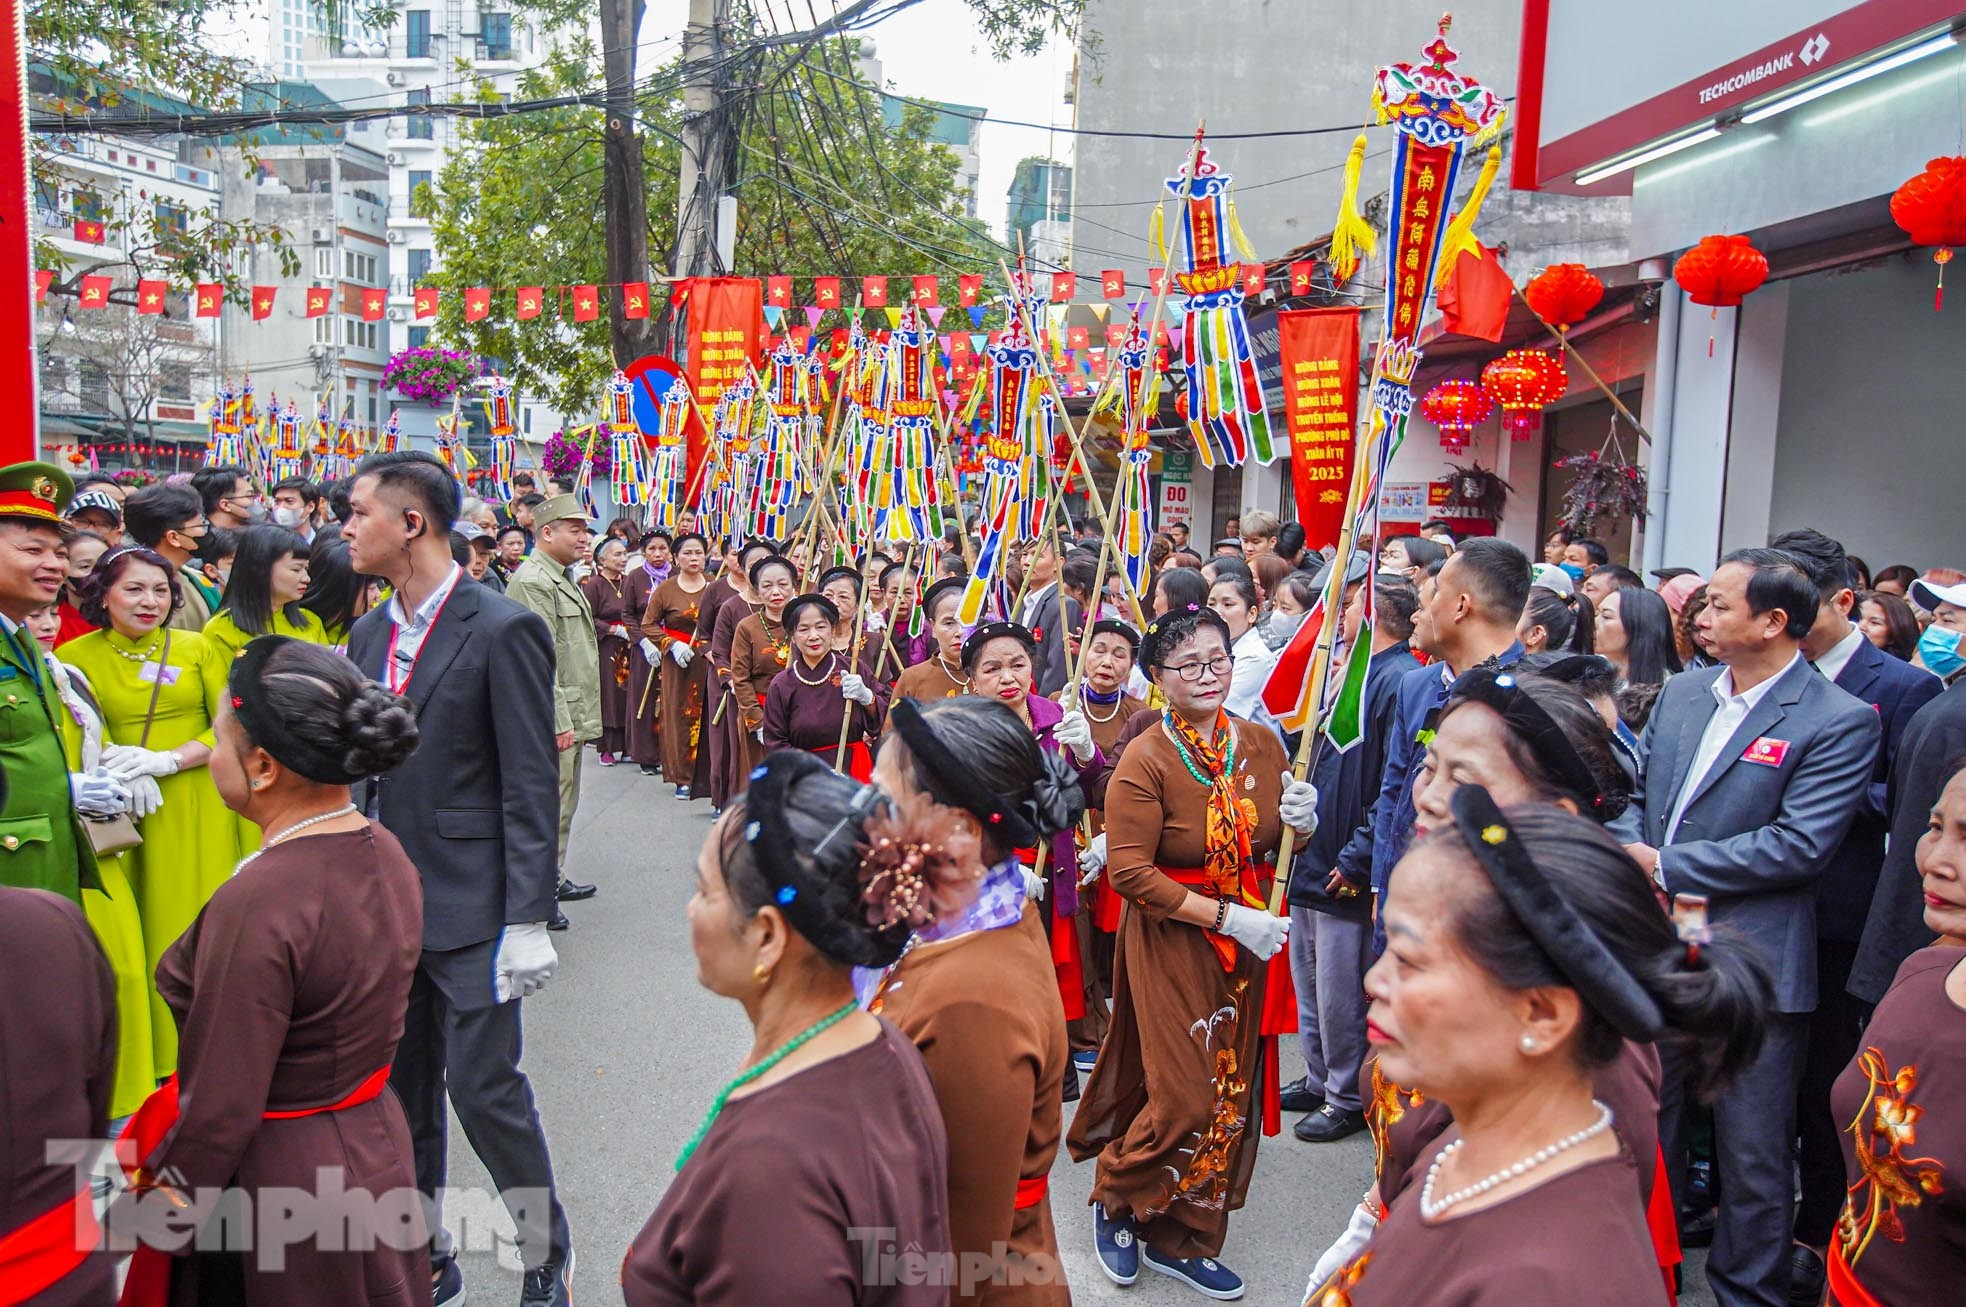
top-left (343, 452), bottom-right (573, 1307)
top-left (1769, 529), bottom-right (1942, 1298)
top-left (1611, 548), bottom-right (1878, 1307)
top-left (1018, 532), bottom-right (1078, 696)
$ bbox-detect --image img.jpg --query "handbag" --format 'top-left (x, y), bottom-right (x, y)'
top-left (84, 630), bottom-right (171, 858)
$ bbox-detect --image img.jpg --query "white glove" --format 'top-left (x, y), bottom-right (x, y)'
top-left (754, 727), bottom-right (765, 743)
top-left (1054, 707), bottom-right (1096, 765)
top-left (840, 672), bottom-right (875, 706)
top-left (1219, 902), bottom-right (1290, 961)
top-left (1079, 831), bottom-right (1108, 876)
top-left (1306, 1199), bottom-right (1381, 1296)
top-left (669, 641), bottom-right (694, 667)
top-left (493, 922), bottom-right (558, 1003)
top-left (638, 637), bottom-right (659, 662)
top-left (1020, 866), bottom-right (1048, 903)
top-left (609, 623), bottom-right (630, 639)
top-left (126, 775), bottom-right (164, 820)
top-left (1280, 771), bottom-right (1320, 837)
top-left (70, 772), bottom-right (131, 819)
top-left (100, 745), bottom-right (180, 783)
top-left (866, 611), bottom-right (887, 632)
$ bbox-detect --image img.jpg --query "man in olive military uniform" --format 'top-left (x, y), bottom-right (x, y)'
top-left (504, 493), bottom-right (601, 915)
top-left (0, 462), bottom-right (105, 901)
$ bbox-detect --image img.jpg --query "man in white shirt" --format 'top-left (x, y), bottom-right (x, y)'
top-left (1610, 548), bottom-right (1878, 1307)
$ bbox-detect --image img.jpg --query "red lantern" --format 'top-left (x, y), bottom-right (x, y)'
top-left (1891, 156), bottom-right (1966, 310)
top-left (1524, 263), bottom-right (1604, 331)
top-left (1480, 349), bottom-right (1566, 441)
top-left (1419, 379), bottom-right (1494, 453)
top-left (1673, 234), bottom-right (1768, 308)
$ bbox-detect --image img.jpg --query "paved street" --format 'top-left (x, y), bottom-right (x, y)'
top-left (446, 757), bottom-right (1715, 1305)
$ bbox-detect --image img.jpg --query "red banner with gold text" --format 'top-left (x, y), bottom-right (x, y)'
top-left (1277, 307), bottom-right (1361, 550)
top-left (681, 277), bottom-right (763, 500)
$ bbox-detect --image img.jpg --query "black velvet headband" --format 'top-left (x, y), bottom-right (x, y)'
top-left (1089, 618), bottom-right (1141, 650)
top-left (748, 553), bottom-right (795, 589)
top-left (226, 635), bottom-right (367, 786)
top-left (961, 620), bottom-right (1035, 671)
top-left (887, 698), bottom-right (1040, 848)
top-left (1448, 669), bottom-right (1624, 821)
top-left (781, 592), bottom-right (841, 632)
top-left (818, 565), bottom-right (863, 594)
top-left (919, 576), bottom-right (966, 621)
top-left (1448, 786), bottom-right (1665, 1042)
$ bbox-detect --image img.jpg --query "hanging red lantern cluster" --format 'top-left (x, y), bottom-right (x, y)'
top-left (1419, 379), bottom-right (1494, 453)
top-left (1480, 349), bottom-right (1566, 441)
top-left (1891, 156), bottom-right (1966, 310)
top-left (1524, 263), bottom-right (1605, 331)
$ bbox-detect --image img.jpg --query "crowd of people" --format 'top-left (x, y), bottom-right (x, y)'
top-left (5, 449), bottom-right (1965, 1307)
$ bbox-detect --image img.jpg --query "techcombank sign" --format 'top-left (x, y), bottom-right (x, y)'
top-left (1513, 0), bottom-right (1966, 192)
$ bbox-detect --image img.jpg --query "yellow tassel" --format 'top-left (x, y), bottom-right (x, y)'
top-left (1434, 145), bottom-right (1501, 290)
top-left (1228, 199), bottom-right (1259, 263)
top-left (1328, 133), bottom-right (1378, 285)
top-left (1149, 201), bottom-right (1167, 267)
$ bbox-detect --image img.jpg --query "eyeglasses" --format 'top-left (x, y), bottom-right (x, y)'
top-left (1160, 655), bottom-right (1233, 682)
top-left (175, 518), bottom-right (212, 539)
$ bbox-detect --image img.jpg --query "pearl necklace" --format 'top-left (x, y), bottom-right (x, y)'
top-left (790, 652), bottom-right (838, 686)
top-left (110, 633), bottom-right (164, 663)
top-left (935, 652), bottom-right (969, 688)
top-left (1083, 689), bottom-right (1123, 723)
top-left (1419, 1099), bottom-right (1614, 1220)
top-left (233, 805), bottom-right (360, 876)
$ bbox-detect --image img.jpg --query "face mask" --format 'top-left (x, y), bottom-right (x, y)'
top-left (272, 505), bottom-right (302, 528)
top-left (1919, 624), bottom-right (1966, 678)
top-left (1559, 562), bottom-right (1587, 584)
top-left (1268, 609), bottom-right (1308, 641)
top-left (237, 499), bottom-right (268, 525)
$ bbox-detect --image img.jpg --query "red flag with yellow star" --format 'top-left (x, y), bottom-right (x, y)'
top-left (572, 285), bottom-right (599, 321)
top-left (464, 287), bottom-right (491, 321)
top-left (73, 219), bottom-right (105, 244)
top-left (360, 289), bottom-right (386, 321)
top-left (251, 286), bottom-right (277, 320)
top-left (137, 280), bottom-right (168, 314)
top-left (35, 271), bottom-right (55, 305)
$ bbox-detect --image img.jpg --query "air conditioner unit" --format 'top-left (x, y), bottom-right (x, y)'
top-left (385, 71), bottom-right (405, 86)
top-left (310, 226), bottom-right (332, 243)
top-left (387, 307), bottom-right (408, 322)
top-left (387, 152), bottom-right (405, 167)
top-left (386, 229), bottom-right (406, 243)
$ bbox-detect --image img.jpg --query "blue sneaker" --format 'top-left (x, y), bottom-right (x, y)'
top-left (1142, 1245), bottom-right (1244, 1300)
top-left (1093, 1206), bottom-right (1138, 1286)
top-left (1072, 1049), bottom-right (1098, 1074)
top-left (431, 1252), bottom-right (465, 1306)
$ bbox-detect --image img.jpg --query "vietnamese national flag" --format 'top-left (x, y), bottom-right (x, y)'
top-left (1289, 259), bottom-right (1318, 295)
top-left (1101, 269), bottom-right (1126, 299)
top-left (572, 285), bottom-right (600, 321)
top-left (1066, 325), bottom-right (1090, 351)
top-left (35, 270), bottom-right (55, 305)
top-left (814, 277), bottom-right (841, 310)
top-left (623, 281), bottom-right (650, 319)
top-left (516, 286), bottom-right (544, 320)
top-left (305, 286), bottom-right (332, 318)
top-left (861, 276), bottom-right (887, 308)
top-left (197, 284), bottom-right (224, 317)
top-left (137, 280), bottom-right (169, 314)
top-left (251, 286), bottom-right (277, 320)
top-left (78, 275), bottom-right (113, 308)
top-left (957, 274), bottom-right (983, 307)
top-left (766, 276), bottom-right (792, 308)
top-left (464, 287), bottom-right (492, 322)
top-left (414, 287), bottom-right (439, 319)
top-left (912, 275), bottom-right (938, 307)
top-left (73, 219), bottom-right (105, 244)
top-left (1242, 263), bottom-right (1266, 296)
top-left (1438, 243), bottom-right (1513, 343)
top-left (1049, 271), bottom-right (1076, 302)
top-left (360, 288), bottom-right (386, 321)
top-left (829, 328), bottom-right (849, 354)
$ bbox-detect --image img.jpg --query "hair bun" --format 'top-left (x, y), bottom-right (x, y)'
top-left (1025, 746), bottom-right (1086, 838)
top-left (338, 682), bottom-right (421, 777)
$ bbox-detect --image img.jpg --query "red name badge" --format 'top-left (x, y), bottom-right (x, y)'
top-left (1742, 737), bottom-right (1790, 767)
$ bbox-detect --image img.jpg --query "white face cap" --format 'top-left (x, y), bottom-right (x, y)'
top-left (1911, 578), bottom-right (1966, 613)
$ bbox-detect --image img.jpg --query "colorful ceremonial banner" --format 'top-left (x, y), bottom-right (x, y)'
top-left (79, 275), bottom-right (111, 308)
top-left (251, 286), bottom-right (277, 320)
top-left (1276, 307), bottom-right (1361, 549)
top-left (305, 287), bottom-right (331, 317)
top-left (861, 276), bottom-right (888, 307)
top-left (197, 284), bottom-right (223, 317)
top-left (414, 287), bottom-right (438, 319)
top-left (766, 276), bottom-right (792, 308)
top-left (623, 281), bottom-right (651, 320)
top-left (681, 276), bottom-right (764, 503)
top-left (1101, 269), bottom-right (1126, 298)
top-left (516, 286), bottom-right (544, 320)
top-left (464, 287), bottom-right (492, 322)
top-left (137, 280), bottom-right (167, 314)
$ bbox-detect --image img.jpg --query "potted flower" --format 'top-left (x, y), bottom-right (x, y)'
top-left (382, 346), bottom-right (481, 406)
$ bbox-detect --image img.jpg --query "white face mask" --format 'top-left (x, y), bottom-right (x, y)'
top-left (272, 505), bottom-right (302, 529)
top-left (1267, 609), bottom-right (1308, 640)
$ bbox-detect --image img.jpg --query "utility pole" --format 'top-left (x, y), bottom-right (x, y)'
top-left (599, 0), bottom-right (658, 366)
top-left (673, 0), bottom-right (732, 288)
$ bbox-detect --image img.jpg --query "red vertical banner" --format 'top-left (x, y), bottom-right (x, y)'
top-left (1276, 307), bottom-right (1361, 550)
top-left (681, 276), bottom-right (763, 505)
top-left (3, 6), bottom-right (33, 459)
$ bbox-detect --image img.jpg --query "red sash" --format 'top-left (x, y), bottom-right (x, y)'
top-left (116, 1065), bottom-right (393, 1307)
top-left (1093, 876), bottom-right (1123, 933)
top-left (662, 627), bottom-right (696, 648)
top-left (1647, 1144), bottom-right (1682, 1303)
top-left (0, 1187), bottom-right (97, 1306)
top-left (806, 741), bottom-right (873, 783)
top-left (1827, 1239), bottom-right (1881, 1307)
top-left (1013, 1175), bottom-right (1048, 1210)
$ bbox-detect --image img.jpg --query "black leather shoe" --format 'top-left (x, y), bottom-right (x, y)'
top-left (1678, 1205), bottom-right (1717, 1248)
top-left (556, 879), bottom-right (597, 902)
top-left (1278, 1076), bottom-right (1324, 1114)
top-left (1294, 1103), bottom-right (1367, 1143)
top-left (546, 910), bottom-right (571, 932)
top-left (1786, 1244), bottom-right (1826, 1307)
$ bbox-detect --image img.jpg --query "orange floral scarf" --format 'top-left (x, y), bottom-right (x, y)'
top-left (1164, 708), bottom-right (1261, 908)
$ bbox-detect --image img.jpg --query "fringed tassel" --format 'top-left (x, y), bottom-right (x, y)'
top-left (1434, 145), bottom-right (1503, 289)
top-left (1148, 201), bottom-right (1167, 268)
top-left (1328, 134), bottom-right (1378, 285)
top-left (1228, 199), bottom-right (1260, 263)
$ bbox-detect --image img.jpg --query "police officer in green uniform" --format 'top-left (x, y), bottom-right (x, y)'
top-left (504, 493), bottom-right (601, 916)
top-left (0, 462), bottom-right (105, 901)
